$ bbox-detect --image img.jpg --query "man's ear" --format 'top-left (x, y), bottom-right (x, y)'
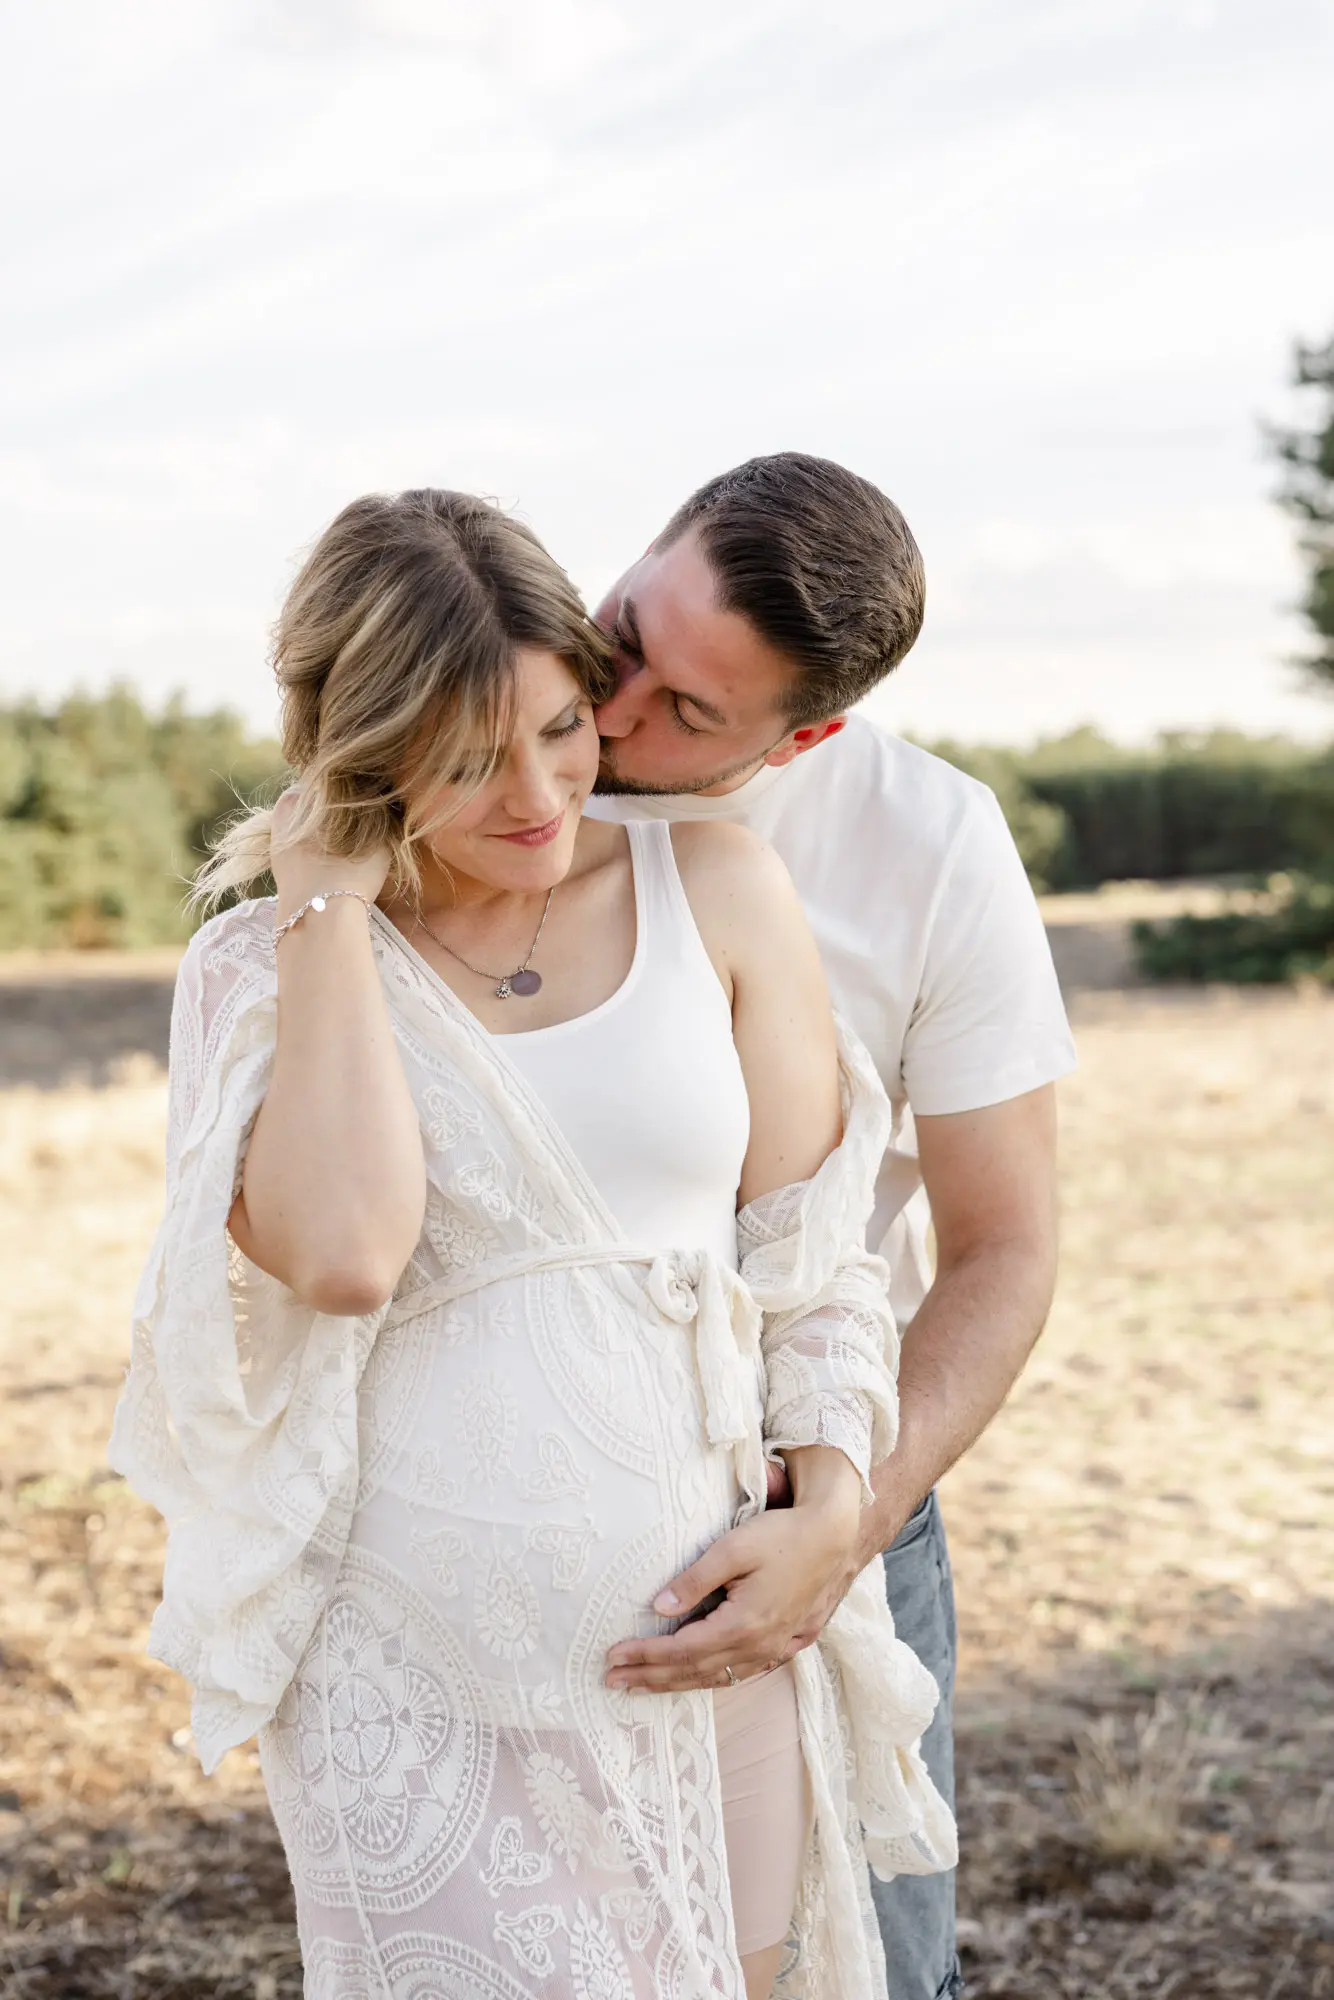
top-left (762, 716), bottom-right (847, 769)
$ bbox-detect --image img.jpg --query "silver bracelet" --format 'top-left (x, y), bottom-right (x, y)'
top-left (272, 888), bottom-right (375, 945)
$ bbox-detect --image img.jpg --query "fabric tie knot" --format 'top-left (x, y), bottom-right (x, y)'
top-left (644, 1246), bottom-right (706, 1323)
top-left (646, 1249), bottom-right (763, 1453)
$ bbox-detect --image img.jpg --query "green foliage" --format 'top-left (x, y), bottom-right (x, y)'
top-left (0, 688), bottom-right (286, 949)
top-left (1131, 874), bottom-right (1334, 986)
top-left (3, 689), bottom-right (1332, 990)
top-left (924, 729), bottom-right (1334, 893)
top-left (925, 728), bottom-right (1334, 983)
top-left (1269, 334), bottom-right (1334, 686)
top-left (915, 738), bottom-right (1069, 891)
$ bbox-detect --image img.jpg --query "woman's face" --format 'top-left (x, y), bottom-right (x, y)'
top-left (416, 648), bottom-right (599, 896)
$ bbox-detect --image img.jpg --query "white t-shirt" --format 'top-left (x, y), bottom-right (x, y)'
top-left (588, 714), bottom-right (1077, 1328)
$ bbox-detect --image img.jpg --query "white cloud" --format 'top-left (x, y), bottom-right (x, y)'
top-left (959, 507), bottom-right (1290, 595)
top-left (0, 0), bottom-right (1331, 742)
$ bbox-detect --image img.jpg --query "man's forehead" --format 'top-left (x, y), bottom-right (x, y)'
top-left (628, 534), bottom-right (791, 717)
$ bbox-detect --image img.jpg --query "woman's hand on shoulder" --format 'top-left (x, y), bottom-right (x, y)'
top-left (270, 788), bottom-right (393, 912)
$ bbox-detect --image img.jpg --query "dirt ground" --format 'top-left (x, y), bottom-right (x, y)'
top-left (1, 924), bottom-right (1331, 1998)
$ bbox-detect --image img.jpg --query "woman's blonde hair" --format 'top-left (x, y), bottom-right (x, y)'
top-left (196, 489), bottom-right (614, 907)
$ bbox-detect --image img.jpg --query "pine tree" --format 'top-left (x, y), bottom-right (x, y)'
top-left (1271, 335), bottom-right (1334, 687)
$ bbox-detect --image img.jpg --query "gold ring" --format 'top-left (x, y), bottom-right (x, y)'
top-left (723, 1665), bottom-right (737, 1688)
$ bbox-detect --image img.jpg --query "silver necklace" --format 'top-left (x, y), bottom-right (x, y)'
top-left (414, 886), bottom-right (555, 999)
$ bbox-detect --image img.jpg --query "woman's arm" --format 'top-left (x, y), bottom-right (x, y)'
top-left (682, 820), bottom-right (865, 1508)
top-left (606, 824), bottom-right (867, 1692)
top-left (228, 799), bottom-right (426, 1317)
top-left (673, 819), bottom-right (843, 1205)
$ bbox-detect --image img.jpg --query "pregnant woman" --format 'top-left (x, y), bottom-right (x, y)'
top-left (111, 490), bottom-right (954, 2000)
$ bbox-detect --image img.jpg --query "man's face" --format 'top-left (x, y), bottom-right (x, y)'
top-left (593, 528), bottom-right (839, 796)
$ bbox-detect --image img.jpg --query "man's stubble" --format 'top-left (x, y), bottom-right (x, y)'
top-left (593, 742), bottom-right (779, 800)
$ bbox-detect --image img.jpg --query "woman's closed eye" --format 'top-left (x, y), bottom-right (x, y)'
top-left (543, 709), bottom-right (587, 741)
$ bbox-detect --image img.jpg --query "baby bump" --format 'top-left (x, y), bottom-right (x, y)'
top-left (348, 1283), bottom-right (739, 1699)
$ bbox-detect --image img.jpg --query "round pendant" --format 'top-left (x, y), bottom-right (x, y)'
top-left (508, 968), bottom-right (543, 997)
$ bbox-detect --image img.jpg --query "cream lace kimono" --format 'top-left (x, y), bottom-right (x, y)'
top-left (111, 901), bottom-right (956, 2000)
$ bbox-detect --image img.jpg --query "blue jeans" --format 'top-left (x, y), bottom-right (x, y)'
top-left (869, 1490), bottom-right (965, 1999)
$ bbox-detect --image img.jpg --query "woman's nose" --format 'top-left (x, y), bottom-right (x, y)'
top-left (503, 751), bottom-right (563, 822)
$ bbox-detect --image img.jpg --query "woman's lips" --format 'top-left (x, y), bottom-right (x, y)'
top-left (496, 811), bottom-right (565, 848)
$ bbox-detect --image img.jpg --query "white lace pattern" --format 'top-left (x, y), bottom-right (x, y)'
top-left (110, 900), bottom-right (956, 2000)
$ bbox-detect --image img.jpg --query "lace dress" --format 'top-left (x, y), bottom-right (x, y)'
top-left (110, 900), bottom-right (957, 2000)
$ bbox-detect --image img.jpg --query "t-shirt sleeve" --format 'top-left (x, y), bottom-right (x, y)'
top-left (902, 785), bottom-right (1077, 1117)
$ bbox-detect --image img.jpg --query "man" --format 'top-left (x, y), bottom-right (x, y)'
top-left (590, 453), bottom-right (1076, 2000)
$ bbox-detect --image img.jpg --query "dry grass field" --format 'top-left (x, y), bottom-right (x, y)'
top-left (1, 934), bottom-right (1332, 1998)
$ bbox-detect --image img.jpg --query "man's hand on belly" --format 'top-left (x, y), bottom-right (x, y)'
top-left (602, 1497), bottom-right (861, 1694)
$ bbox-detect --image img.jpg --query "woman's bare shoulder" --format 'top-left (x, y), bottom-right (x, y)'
top-left (670, 819), bottom-right (799, 909)
top-left (668, 821), bottom-right (812, 974)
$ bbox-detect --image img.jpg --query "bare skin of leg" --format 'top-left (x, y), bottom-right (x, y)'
top-left (740, 1942), bottom-right (784, 2000)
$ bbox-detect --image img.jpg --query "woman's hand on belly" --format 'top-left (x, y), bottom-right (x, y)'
top-left (602, 1449), bottom-right (863, 1693)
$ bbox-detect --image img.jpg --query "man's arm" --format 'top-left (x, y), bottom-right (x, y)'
top-left (855, 1081), bottom-right (1059, 1561)
top-left (603, 1082), bottom-right (1061, 1690)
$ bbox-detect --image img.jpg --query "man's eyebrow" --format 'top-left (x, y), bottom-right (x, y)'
top-left (616, 597), bottom-right (643, 651)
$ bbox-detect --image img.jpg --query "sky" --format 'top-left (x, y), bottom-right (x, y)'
top-left (2, 0), bottom-right (1332, 746)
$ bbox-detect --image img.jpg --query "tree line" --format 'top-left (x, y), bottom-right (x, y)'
top-left (0, 689), bottom-right (285, 949)
top-left (3, 333), bottom-right (1331, 976)
top-left (1, 685), bottom-right (1330, 979)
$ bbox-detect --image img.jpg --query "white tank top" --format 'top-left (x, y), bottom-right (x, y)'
top-left (499, 820), bottom-right (750, 1269)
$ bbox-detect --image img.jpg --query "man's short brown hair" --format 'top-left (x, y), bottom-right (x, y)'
top-left (658, 452), bottom-right (925, 726)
